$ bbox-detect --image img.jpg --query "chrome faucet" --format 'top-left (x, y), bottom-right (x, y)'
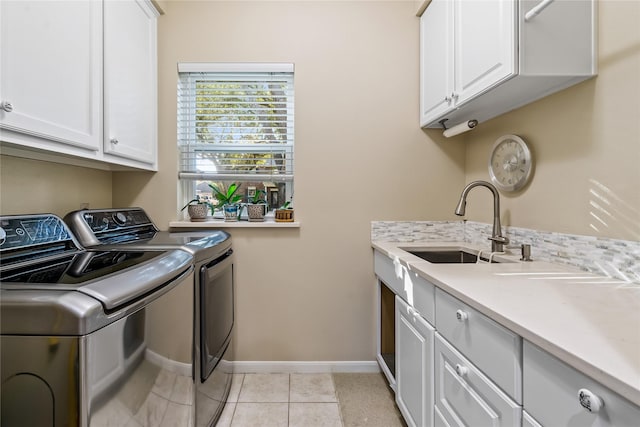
top-left (455, 180), bottom-right (509, 252)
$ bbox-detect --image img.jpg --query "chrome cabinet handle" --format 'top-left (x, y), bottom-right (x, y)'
top-left (451, 92), bottom-right (459, 101)
top-left (1, 101), bottom-right (13, 112)
top-left (578, 388), bottom-right (604, 413)
top-left (456, 309), bottom-right (468, 322)
top-left (110, 137), bottom-right (119, 145)
top-left (444, 96), bottom-right (452, 103)
top-left (455, 364), bottom-right (469, 377)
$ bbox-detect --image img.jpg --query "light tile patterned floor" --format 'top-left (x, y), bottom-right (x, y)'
top-left (217, 374), bottom-right (343, 427)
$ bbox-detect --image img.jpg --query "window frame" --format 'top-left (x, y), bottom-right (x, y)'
top-left (177, 62), bottom-right (295, 211)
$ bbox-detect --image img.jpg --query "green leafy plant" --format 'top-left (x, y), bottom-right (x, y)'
top-left (279, 200), bottom-right (292, 209)
top-left (249, 189), bottom-right (267, 204)
top-left (209, 182), bottom-right (242, 207)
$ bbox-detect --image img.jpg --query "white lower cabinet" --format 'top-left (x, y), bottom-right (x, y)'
top-left (396, 296), bottom-right (434, 427)
top-left (523, 341), bottom-right (640, 427)
top-left (434, 334), bottom-right (521, 426)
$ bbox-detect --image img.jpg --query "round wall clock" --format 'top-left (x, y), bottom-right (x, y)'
top-left (488, 134), bottom-right (533, 192)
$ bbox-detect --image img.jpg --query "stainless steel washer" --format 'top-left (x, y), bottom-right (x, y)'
top-left (65, 208), bottom-right (235, 427)
top-left (0, 214), bottom-right (194, 427)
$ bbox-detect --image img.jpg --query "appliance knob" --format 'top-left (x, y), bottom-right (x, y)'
top-left (0, 227), bottom-right (6, 245)
top-left (113, 212), bottom-right (127, 226)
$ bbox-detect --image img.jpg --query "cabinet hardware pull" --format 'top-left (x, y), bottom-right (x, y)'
top-left (110, 138), bottom-right (119, 145)
top-left (525, 0), bottom-right (555, 22)
top-left (407, 307), bottom-right (419, 318)
top-left (455, 364), bottom-right (469, 377)
top-left (578, 388), bottom-right (604, 413)
top-left (1, 101), bottom-right (13, 112)
top-left (456, 309), bottom-right (468, 322)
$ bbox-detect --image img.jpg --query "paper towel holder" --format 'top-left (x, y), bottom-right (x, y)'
top-left (439, 119), bottom-right (479, 138)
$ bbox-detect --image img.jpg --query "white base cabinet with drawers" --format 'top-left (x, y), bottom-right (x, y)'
top-left (373, 249), bottom-right (640, 427)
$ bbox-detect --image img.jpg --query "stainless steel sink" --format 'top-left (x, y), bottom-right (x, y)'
top-left (405, 249), bottom-right (501, 264)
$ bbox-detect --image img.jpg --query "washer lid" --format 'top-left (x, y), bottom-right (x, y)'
top-left (2, 249), bottom-right (193, 311)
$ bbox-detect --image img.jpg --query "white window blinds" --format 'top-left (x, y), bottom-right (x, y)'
top-left (177, 63), bottom-right (294, 182)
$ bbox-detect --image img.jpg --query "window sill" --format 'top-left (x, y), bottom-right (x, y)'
top-left (169, 218), bottom-right (300, 229)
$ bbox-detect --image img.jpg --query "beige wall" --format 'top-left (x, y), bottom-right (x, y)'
top-left (455, 0), bottom-right (640, 241)
top-left (0, 155), bottom-right (112, 216)
top-left (113, 0), bottom-right (465, 361)
top-left (3, 0), bottom-right (636, 362)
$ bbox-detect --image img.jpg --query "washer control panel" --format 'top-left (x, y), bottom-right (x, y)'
top-left (0, 215), bottom-right (73, 251)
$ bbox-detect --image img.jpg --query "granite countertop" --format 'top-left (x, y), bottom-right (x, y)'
top-left (372, 240), bottom-right (640, 407)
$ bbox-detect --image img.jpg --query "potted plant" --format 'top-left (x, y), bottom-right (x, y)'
top-left (274, 200), bottom-right (294, 222)
top-left (209, 182), bottom-right (242, 222)
top-left (181, 198), bottom-right (211, 222)
top-left (246, 189), bottom-right (268, 222)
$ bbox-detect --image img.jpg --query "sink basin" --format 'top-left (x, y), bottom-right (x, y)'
top-left (406, 250), bottom-right (501, 264)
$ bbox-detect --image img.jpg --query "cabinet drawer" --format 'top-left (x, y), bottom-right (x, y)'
top-left (374, 250), bottom-right (404, 296)
top-left (435, 334), bottom-right (521, 427)
top-left (435, 288), bottom-right (521, 402)
top-left (523, 341), bottom-right (640, 427)
top-left (374, 250), bottom-right (435, 324)
top-left (406, 270), bottom-right (435, 325)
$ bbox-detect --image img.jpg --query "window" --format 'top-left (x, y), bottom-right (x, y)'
top-left (177, 63), bottom-right (294, 212)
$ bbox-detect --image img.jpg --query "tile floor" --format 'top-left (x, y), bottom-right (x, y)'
top-left (217, 373), bottom-right (343, 427)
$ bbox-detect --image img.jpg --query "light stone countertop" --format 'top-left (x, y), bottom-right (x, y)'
top-left (372, 240), bottom-right (640, 407)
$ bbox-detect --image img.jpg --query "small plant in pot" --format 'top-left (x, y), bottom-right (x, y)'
top-left (246, 190), bottom-right (268, 222)
top-left (274, 200), bottom-right (294, 222)
top-left (181, 198), bottom-right (211, 222)
top-left (209, 182), bottom-right (242, 222)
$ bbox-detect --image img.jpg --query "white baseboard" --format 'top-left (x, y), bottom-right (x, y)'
top-left (232, 361), bottom-right (380, 374)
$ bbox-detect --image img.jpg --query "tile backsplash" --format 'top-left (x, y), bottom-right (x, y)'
top-left (372, 221), bottom-right (640, 283)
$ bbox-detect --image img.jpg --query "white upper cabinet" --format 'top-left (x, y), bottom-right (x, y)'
top-left (0, 0), bottom-right (158, 171)
top-left (0, 1), bottom-right (102, 151)
top-left (420, 0), bottom-right (596, 129)
top-left (420, 0), bottom-right (453, 124)
top-left (454, 0), bottom-right (515, 106)
top-left (103, 0), bottom-right (158, 166)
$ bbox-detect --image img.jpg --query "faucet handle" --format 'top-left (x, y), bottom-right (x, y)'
top-left (488, 235), bottom-right (509, 244)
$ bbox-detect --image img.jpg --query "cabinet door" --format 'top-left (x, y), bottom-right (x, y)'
top-left (103, 0), bottom-right (157, 165)
top-left (454, 0), bottom-right (516, 105)
top-left (0, 1), bottom-right (101, 151)
top-left (396, 296), bottom-right (435, 427)
top-left (419, 0), bottom-right (454, 127)
top-left (435, 334), bottom-right (521, 427)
